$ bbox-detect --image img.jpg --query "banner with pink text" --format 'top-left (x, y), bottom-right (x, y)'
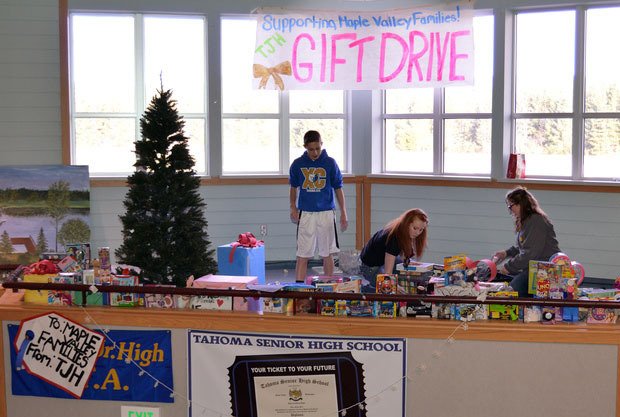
top-left (253, 2), bottom-right (474, 90)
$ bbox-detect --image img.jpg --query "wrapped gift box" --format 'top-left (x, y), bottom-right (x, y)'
top-left (217, 244), bottom-right (265, 284)
top-left (192, 274), bottom-right (260, 312)
top-left (23, 273), bottom-right (57, 304)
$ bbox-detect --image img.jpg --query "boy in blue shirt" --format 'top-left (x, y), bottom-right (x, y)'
top-left (289, 130), bottom-right (348, 282)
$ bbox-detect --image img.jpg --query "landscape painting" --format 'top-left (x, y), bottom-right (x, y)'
top-left (0, 165), bottom-right (90, 267)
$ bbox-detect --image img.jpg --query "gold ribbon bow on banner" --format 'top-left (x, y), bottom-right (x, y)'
top-left (253, 61), bottom-right (292, 90)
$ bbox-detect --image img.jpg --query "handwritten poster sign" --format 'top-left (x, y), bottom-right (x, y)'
top-left (9, 325), bottom-right (174, 402)
top-left (188, 330), bottom-right (406, 417)
top-left (13, 312), bottom-right (104, 398)
top-left (253, 2), bottom-right (474, 90)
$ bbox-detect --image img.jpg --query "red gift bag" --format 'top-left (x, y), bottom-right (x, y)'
top-left (506, 153), bottom-right (526, 178)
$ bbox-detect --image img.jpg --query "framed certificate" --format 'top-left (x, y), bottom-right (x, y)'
top-left (228, 352), bottom-right (366, 417)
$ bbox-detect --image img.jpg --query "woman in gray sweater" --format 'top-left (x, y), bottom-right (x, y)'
top-left (493, 186), bottom-right (561, 297)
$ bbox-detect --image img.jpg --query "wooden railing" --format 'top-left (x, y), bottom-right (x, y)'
top-left (2, 281), bottom-right (619, 310)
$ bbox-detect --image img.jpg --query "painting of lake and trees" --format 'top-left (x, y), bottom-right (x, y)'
top-left (0, 165), bottom-right (90, 267)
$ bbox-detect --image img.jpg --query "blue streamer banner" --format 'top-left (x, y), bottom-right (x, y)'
top-left (9, 325), bottom-right (173, 402)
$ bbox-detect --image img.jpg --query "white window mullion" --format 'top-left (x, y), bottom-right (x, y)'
top-left (572, 7), bottom-right (586, 180)
top-left (280, 91), bottom-right (290, 174)
top-left (434, 88), bottom-right (444, 174)
top-left (135, 14), bottom-right (145, 153)
top-left (68, 14), bottom-right (77, 165)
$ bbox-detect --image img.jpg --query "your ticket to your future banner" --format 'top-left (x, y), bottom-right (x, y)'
top-left (228, 352), bottom-right (366, 417)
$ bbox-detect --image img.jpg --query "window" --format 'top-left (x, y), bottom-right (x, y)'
top-left (382, 15), bottom-right (494, 176)
top-left (221, 17), bottom-right (348, 175)
top-left (514, 7), bottom-right (620, 180)
top-left (70, 13), bottom-right (207, 176)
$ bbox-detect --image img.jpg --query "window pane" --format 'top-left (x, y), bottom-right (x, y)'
top-left (290, 119), bottom-right (345, 169)
top-left (444, 119), bottom-right (492, 174)
top-left (74, 118), bottom-right (136, 173)
top-left (72, 15), bottom-right (135, 113)
top-left (585, 8), bottom-right (620, 113)
top-left (584, 118), bottom-right (620, 178)
top-left (385, 119), bottom-right (433, 173)
top-left (185, 119), bottom-right (206, 174)
top-left (445, 15), bottom-right (494, 113)
top-left (385, 88), bottom-right (434, 113)
top-left (515, 11), bottom-right (575, 113)
top-left (222, 119), bottom-right (279, 173)
top-left (290, 91), bottom-right (344, 113)
top-left (221, 18), bottom-right (278, 113)
top-left (144, 16), bottom-right (205, 113)
top-left (515, 118), bottom-right (572, 176)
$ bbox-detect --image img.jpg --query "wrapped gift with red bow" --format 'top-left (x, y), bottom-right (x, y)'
top-left (216, 233), bottom-right (266, 284)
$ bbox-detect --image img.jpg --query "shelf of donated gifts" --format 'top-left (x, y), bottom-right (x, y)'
top-left (4, 251), bottom-right (618, 322)
top-left (4, 279), bottom-right (620, 309)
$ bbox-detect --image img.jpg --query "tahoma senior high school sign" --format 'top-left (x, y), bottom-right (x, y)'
top-left (188, 330), bottom-right (406, 417)
top-left (253, 2), bottom-right (474, 90)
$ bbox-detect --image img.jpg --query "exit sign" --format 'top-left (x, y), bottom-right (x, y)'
top-left (121, 406), bottom-right (160, 417)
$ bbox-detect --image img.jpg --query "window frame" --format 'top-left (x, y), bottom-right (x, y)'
top-left (68, 11), bottom-right (209, 178)
top-left (380, 13), bottom-right (495, 178)
top-left (511, 5), bottom-right (620, 181)
top-left (219, 15), bottom-right (350, 176)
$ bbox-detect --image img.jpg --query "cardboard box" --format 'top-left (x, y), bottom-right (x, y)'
top-left (192, 274), bottom-right (260, 311)
top-left (217, 244), bottom-right (265, 284)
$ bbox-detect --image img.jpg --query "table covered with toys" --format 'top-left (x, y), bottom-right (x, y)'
top-left (3, 242), bottom-right (619, 327)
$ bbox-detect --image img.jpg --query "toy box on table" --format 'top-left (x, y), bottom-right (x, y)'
top-left (443, 254), bottom-right (468, 286)
top-left (144, 285), bottom-right (177, 308)
top-left (316, 280), bottom-right (362, 316)
top-left (488, 291), bottom-right (519, 320)
top-left (190, 274), bottom-right (260, 311)
top-left (107, 275), bottom-right (141, 307)
top-left (528, 260), bottom-right (561, 295)
top-left (374, 274), bottom-right (398, 318)
top-left (48, 273), bottom-right (80, 306)
top-left (397, 268), bottom-right (434, 317)
top-left (71, 270), bottom-right (105, 306)
top-left (217, 243), bottom-right (265, 284)
top-left (247, 282), bottom-right (289, 314)
top-left (431, 285), bottom-right (488, 321)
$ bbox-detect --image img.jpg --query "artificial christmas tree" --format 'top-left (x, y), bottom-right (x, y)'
top-left (115, 87), bottom-right (217, 286)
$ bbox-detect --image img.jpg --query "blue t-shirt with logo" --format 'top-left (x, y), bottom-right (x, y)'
top-left (289, 149), bottom-right (343, 212)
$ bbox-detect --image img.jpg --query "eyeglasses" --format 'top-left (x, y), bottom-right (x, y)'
top-left (507, 202), bottom-right (516, 210)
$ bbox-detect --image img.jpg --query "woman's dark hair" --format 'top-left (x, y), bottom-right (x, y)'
top-left (385, 208), bottom-right (429, 259)
top-left (506, 186), bottom-right (548, 230)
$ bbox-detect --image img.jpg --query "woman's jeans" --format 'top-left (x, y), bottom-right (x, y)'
top-left (359, 263), bottom-right (383, 293)
top-left (496, 270), bottom-right (530, 297)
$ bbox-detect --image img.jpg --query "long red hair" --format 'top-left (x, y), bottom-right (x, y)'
top-left (385, 208), bottom-right (429, 259)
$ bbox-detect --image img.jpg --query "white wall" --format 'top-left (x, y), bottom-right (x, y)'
top-left (90, 183), bottom-right (357, 263)
top-left (0, 0), bottom-right (62, 165)
top-left (0, 0), bottom-right (619, 281)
